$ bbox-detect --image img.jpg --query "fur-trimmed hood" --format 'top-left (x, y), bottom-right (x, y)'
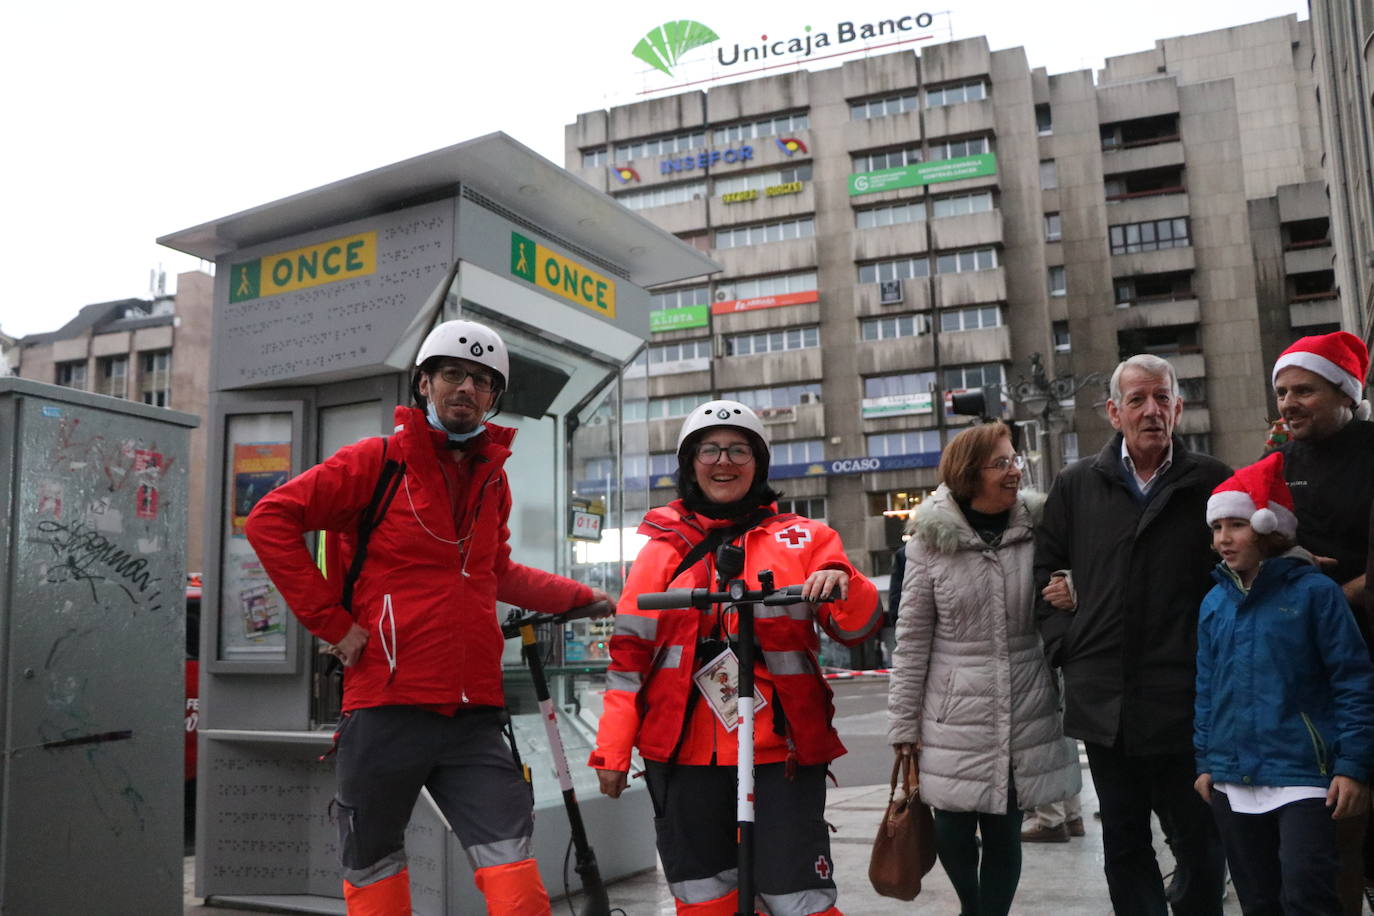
top-left (907, 484), bottom-right (1046, 554)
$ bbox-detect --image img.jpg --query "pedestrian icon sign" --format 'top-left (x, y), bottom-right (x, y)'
top-left (231, 261), bottom-right (261, 303)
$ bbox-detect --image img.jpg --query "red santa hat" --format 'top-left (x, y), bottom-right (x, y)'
top-left (1206, 452), bottom-right (1297, 537)
top-left (1271, 331), bottom-right (1371, 420)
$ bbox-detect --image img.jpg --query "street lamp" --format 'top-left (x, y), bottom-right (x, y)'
top-left (1001, 353), bottom-right (1105, 487)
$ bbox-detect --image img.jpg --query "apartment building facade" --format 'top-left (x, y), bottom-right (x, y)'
top-left (14, 270), bottom-right (213, 571)
top-left (566, 16), bottom-right (1341, 577)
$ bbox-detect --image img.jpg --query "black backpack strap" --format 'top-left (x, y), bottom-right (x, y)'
top-left (668, 507), bottom-right (779, 581)
top-left (340, 437), bottom-right (407, 614)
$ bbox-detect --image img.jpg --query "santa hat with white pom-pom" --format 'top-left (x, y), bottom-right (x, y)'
top-left (1206, 452), bottom-right (1297, 537)
top-left (1271, 330), bottom-right (1371, 421)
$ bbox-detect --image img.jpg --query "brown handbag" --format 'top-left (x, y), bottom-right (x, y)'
top-left (868, 748), bottom-right (938, 900)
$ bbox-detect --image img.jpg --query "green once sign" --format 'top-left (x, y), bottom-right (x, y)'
top-left (848, 153), bottom-right (997, 196)
top-left (650, 304), bottom-right (709, 332)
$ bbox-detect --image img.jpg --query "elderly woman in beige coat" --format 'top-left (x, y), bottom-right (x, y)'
top-left (887, 421), bottom-right (1080, 916)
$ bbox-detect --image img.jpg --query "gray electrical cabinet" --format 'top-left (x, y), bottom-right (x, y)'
top-left (0, 378), bottom-right (196, 915)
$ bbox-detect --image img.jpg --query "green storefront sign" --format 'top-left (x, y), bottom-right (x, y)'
top-left (848, 153), bottom-right (997, 196)
top-left (650, 304), bottom-right (709, 332)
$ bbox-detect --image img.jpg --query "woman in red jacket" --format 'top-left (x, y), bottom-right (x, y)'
top-left (590, 400), bottom-right (882, 916)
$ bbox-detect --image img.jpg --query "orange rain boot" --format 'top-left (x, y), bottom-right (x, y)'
top-left (342, 868), bottom-right (411, 916)
top-left (473, 857), bottom-right (553, 916)
top-left (675, 890), bottom-right (751, 915)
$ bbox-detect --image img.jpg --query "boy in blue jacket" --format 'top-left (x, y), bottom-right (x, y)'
top-left (1194, 451), bottom-right (1374, 913)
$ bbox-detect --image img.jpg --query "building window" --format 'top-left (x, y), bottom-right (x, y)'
top-left (1116, 324), bottom-right (1201, 360)
top-left (725, 326), bottom-right (820, 356)
top-left (141, 350), bottom-right (171, 406)
top-left (1035, 103), bottom-right (1053, 135)
top-left (851, 93), bottom-right (919, 120)
top-left (715, 216), bottom-right (815, 249)
top-left (1177, 376), bottom-right (1207, 404)
top-left (865, 371), bottom-right (936, 400)
top-left (720, 382), bottom-right (822, 411)
top-left (771, 439), bottom-right (825, 465)
top-left (928, 136), bottom-right (991, 161)
top-left (932, 191), bottom-right (993, 219)
top-left (1181, 433), bottom-right (1212, 455)
top-left (867, 430), bottom-right (942, 457)
top-left (97, 355), bottom-right (128, 398)
top-left (868, 489), bottom-right (932, 518)
top-left (1104, 166), bottom-right (1185, 201)
top-left (856, 200), bottom-right (926, 229)
top-left (714, 165), bottom-right (813, 197)
top-left (582, 148), bottom-right (609, 168)
top-left (623, 393), bottom-right (707, 423)
top-left (853, 147), bottom-right (922, 173)
top-left (651, 285), bottom-right (710, 311)
top-left (716, 271), bottom-right (817, 301)
top-left (935, 247), bottom-right (998, 274)
top-left (677, 231), bottom-right (711, 252)
top-left (858, 256), bottom-right (930, 285)
top-left (1053, 321), bottom-right (1072, 352)
top-left (940, 306), bottom-right (1001, 332)
top-left (944, 363), bottom-right (1004, 391)
top-left (713, 112), bottom-right (810, 145)
top-left (614, 130), bottom-right (706, 162)
top-left (1109, 218), bottom-right (1190, 255)
top-left (1048, 265), bottom-right (1067, 297)
top-left (647, 339), bottom-right (712, 371)
top-left (1039, 159), bottom-right (1058, 190)
top-left (615, 181), bottom-right (706, 211)
top-left (1114, 271), bottom-right (1194, 307)
top-left (861, 313), bottom-right (930, 341)
top-left (56, 360), bottom-right (87, 389)
top-left (777, 496), bottom-right (827, 522)
top-left (1044, 212), bottom-right (1062, 242)
top-left (926, 79), bottom-right (988, 108)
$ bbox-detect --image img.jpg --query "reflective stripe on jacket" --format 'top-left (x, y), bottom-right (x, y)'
top-left (244, 405), bottom-right (593, 711)
top-left (590, 500), bottom-right (882, 771)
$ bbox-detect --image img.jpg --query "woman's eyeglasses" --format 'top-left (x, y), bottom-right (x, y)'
top-left (695, 443), bottom-right (755, 465)
top-left (984, 454), bottom-right (1026, 472)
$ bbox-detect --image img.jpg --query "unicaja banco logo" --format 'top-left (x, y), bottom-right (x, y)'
top-left (632, 20), bottom-right (719, 77)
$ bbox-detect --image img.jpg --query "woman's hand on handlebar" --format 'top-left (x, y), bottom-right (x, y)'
top-left (597, 768), bottom-right (629, 799)
top-left (801, 567), bottom-right (849, 603)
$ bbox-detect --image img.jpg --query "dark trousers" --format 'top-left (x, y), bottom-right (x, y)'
top-left (1210, 791), bottom-right (1340, 915)
top-left (932, 781), bottom-right (1022, 916)
top-left (1085, 742), bottom-right (1225, 916)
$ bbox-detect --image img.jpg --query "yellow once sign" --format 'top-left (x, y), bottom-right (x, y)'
top-left (260, 231), bottom-right (377, 297)
top-left (510, 232), bottom-right (616, 318)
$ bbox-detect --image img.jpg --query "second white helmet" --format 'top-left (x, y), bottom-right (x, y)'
top-left (676, 399), bottom-right (770, 463)
top-left (416, 319), bottom-right (508, 389)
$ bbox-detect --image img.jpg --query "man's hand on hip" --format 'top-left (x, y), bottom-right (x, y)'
top-left (331, 623), bottom-right (369, 667)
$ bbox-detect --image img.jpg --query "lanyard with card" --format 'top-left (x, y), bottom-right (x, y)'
top-left (692, 645), bottom-right (767, 732)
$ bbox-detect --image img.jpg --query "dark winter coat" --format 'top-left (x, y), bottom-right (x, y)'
top-left (1034, 434), bottom-right (1230, 754)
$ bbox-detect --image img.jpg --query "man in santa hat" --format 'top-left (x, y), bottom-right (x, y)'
top-left (1270, 329), bottom-right (1374, 911)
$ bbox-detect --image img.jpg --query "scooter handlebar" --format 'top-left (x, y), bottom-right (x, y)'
top-left (636, 583), bottom-right (836, 611)
top-left (500, 600), bottom-right (613, 639)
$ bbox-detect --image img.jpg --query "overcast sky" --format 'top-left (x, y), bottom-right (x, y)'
top-left (0, 0), bottom-right (1308, 339)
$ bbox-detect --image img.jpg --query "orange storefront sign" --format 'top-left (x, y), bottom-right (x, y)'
top-left (710, 289), bottom-right (819, 315)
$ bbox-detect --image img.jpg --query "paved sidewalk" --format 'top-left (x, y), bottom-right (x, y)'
top-left (186, 771), bottom-right (1241, 915)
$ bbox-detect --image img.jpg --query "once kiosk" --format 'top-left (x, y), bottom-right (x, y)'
top-left (159, 133), bottom-right (717, 914)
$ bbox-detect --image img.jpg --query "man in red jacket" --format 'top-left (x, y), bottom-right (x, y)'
top-left (245, 319), bottom-right (608, 916)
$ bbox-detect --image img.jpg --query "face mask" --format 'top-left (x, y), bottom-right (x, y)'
top-left (426, 402), bottom-right (485, 443)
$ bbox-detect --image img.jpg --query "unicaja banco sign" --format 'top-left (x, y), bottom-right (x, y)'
top-left (633, 13), bottom-right (935, 78)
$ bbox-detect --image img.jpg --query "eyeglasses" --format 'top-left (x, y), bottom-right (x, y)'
top-left (984, 454), bottom-right (1026, 472)
top-left (435, 365), bottom-right (498, 393)
top-left (695, 443), bottom-right (755, 465)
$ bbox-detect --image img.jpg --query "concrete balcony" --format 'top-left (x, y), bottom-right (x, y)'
top-left (854, 278), bottom-right (932, 316)
top-left (714, 347), bottom-right (823, 390)
top-left (1101, 140), bottom-right (1184, 176)
top-left (1170, 353), bottom-right (1206, 380)
top-left (712, 238), bottom-right (817, 278)
top-left (622, 197), bottom-right (707, 236)
top-left (930, 209), bottom-right (1002, 251)
top-left (935, 268), bottom-right (1006, 307)
top-left (713, 302), bottom-right (821, 334)
top-left (923, 98), bottom-right (995, 142)
top-left (1177, 406), bottom-right (1212, 434)
top-left (1110, 246), bottom-right (1195, 278)
top-left (1289, 296), bottom-right (1342, 329)
top-left (707, 181), bottom-right (816, 225)
top-left (750, 400), bottom-right (826, 441)
top-left (647, 370), bottom-right (711, 399)
top-left (939, 325), bottom-right (1011, 364)
top-left (1283, 245), bottom-right (1334, 276)
top-left (1106, 193), bottom-right (1190, 225)
top-left (844, 110), bottom-right (922, 153)
top-left (853, 222), bottom-right (928, 261)
top-left (859, 335), bottom-right (936, 375)
top-left (1115, 298), bottom-right (1201, 330)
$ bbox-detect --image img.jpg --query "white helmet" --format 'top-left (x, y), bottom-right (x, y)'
top-left (676, 399), bottom-right (770, 462)
top-left (416, 319), bottom-right (508, 389)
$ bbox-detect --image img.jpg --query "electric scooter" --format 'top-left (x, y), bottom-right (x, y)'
top-left (636, 546), bottom-right (836, 916)
top-left (501, 601), bottom-right (613, 916)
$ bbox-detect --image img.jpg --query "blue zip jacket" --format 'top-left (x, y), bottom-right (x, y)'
top-left (1195, 553), bottom-right (1374, 787)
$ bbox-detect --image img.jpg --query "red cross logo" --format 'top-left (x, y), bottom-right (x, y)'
top-left (814, 855), bottom-right (831, 880)
top-left (775, 525), bottom-right (811, 549)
